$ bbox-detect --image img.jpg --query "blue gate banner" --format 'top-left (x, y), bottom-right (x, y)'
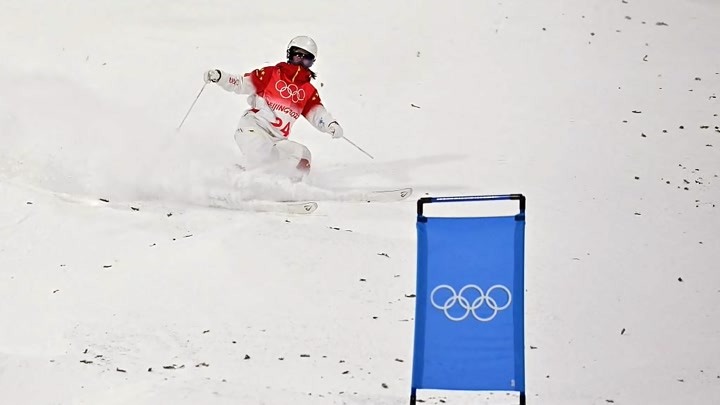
top-left (411, 195), bottom-right (526, 403)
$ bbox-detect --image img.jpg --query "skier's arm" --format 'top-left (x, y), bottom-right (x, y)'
top-left (204, 67), bottom-right (273, 95)
top-left (303, 93), bottom-right (344, 138)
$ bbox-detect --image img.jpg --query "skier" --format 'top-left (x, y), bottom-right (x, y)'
top-left (203, 35), bottom-right (344, 181)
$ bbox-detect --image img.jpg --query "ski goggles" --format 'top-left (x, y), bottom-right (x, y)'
top-left (290, 49), bottom-right (315, 67)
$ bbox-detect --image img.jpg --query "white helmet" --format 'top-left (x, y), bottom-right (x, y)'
top-left (287, 35), bottom-right (318, 59)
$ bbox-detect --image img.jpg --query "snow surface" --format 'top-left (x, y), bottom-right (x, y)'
top-left (1, 0), bottom-right (719, 403)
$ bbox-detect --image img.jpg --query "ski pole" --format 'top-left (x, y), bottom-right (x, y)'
top-left (343, 136), bottom-right (374, 159)
top-left (177, 83), bottom-right (207, 131)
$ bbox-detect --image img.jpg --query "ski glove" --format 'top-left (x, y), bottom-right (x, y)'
top-left (204, 69), bottom-right (221, 83)
top-left (328, 121), bottom-right (344, 139)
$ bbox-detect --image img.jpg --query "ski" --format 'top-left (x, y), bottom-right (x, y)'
top-left (332, 187), bottom-right (413, 203)
top-left (208, 194), bottom-right (319, 214)
top-left (358, 187), bottom-right (413, 202)
top-left (273, 187), bottom-right (413, 203)
top-left (239, 200), bottom-right (319, 214)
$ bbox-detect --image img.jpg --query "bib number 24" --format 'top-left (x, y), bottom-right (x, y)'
top-left (271, 117), bottom-right (291, 137)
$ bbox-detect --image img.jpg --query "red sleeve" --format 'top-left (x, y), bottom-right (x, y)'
top-left (244, 66), bottom-right (276, 94)
top-left (302, 88), bottom-right (323, 117)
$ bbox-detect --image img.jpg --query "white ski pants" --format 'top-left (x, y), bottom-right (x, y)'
top-left (233, 116), bottom-right (311, 175)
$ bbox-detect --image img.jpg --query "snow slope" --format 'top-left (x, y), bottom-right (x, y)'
top-left (1, 0), bottom-right (719, 404)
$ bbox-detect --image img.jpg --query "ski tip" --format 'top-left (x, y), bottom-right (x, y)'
top-left (300, 201), bottom-right (319, 213)
top-left (398, 188), bottom-right (413, 200)
top-left (281, 201), bottom-right (318, 214)
top-left (359, 187), bottom-right (413, 203)
top-left (268, 201), bottom-right (318, 214)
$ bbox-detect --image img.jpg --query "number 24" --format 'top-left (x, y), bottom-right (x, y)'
top-left (271, 117), bottom-right (291, 137)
